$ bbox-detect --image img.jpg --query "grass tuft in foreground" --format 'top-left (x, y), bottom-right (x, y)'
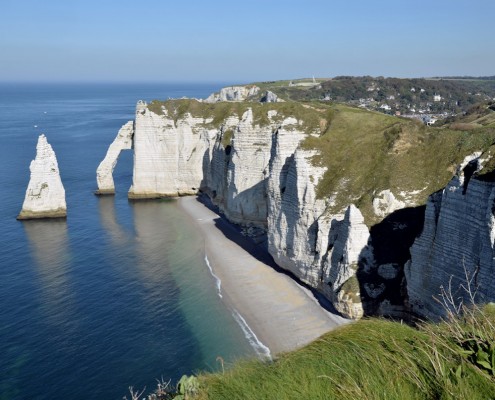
top-left (190, 306), bottom-right (495, 400)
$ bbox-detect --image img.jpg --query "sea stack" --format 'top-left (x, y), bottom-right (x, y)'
top-left (95, 121), bottom-right (134, 195)
top-left (17, 134), bottom-right (67, 220)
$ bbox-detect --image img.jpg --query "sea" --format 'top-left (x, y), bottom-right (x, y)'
top-left (0, 82), bottom-right (256, 400)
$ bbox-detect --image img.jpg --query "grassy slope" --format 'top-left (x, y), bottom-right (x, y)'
top-left (195, 314), bottom-right (495, 400)
top-left (302, 103), bottom-right (495, 225)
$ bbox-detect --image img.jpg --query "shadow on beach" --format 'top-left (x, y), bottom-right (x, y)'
top-left (194, 194), bottom-right (344, 317)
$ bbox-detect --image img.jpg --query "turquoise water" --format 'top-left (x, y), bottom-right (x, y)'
top-left (0, 83), bottom-right (254, 400)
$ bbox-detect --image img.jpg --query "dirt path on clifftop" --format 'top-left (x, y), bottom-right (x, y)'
top-left (178, 196), bottom-right (349, 356)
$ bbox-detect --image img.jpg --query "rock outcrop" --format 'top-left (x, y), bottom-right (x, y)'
top-left (96, 121), bottom-right (134, 194)
top-left (18, 134), bottom-right (67, 220)
top-left (372, 189), bottom-right (406, 218)
top-left (261, 90), bottom-right (279, 103)
top-left (205, 85), bottom-right (260, 103)
top-left (405, 155), bottom-right (495, 318)
top-left (320, 205), bottom-right (373, 319)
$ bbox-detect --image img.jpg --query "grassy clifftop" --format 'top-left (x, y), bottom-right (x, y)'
top-left (146, 98), bottom-right (495, 226)
top-left (146, 99), bottom-right (330, 133)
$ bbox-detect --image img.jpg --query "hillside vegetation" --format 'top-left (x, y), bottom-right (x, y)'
top-left (146, 99), bottom-right (328, 133)
top-left (254, 76), bottom-right (495, 116)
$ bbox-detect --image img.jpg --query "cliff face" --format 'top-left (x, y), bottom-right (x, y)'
top-left (18, 134), bottom-right (67, 220)
top-left (100, 96), bottom-right (495, 320)
top-left (266, 123), bottom-right (322, 285)
top-left (200, 109), bottom-right (273, 226)
top-left (128, 101), bottom-right (214, 198)
top-left (405, 155), bottom-right (495, 318)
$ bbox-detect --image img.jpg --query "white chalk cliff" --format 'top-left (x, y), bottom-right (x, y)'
top-left (320, 205), bottom-right (373, 319)
top-left (261, 90), bottom-right (280, 103)
top-left (99, 97), bottom-right (495, 320)
top-left (128, 101), bottom-right (215, 198)
top-left (405, 154), bottom-right (495, 318)
top-left (96, 121), bottom-right (134, 194)
top-left (18, 134), bottom-right (67, 220)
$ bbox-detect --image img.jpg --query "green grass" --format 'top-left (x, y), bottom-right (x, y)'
top-left (193, 309), bottom-right (495, 400)
top-left (146, 98), bottom-right (330, 134)
top-left (301, 104), bottom-right (495, 225)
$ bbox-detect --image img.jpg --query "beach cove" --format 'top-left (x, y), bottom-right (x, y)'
top-left (178, 195), bottom-right (349, 356)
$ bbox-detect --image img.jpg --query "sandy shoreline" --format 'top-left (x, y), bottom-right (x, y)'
top-left (178, 196), bottom-right (349, 356)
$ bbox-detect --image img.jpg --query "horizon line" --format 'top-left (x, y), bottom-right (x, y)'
top-left (0, 74), bottom-right (494, 85)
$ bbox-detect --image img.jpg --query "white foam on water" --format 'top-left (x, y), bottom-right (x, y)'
top-left (203, 254), bottom-right (271, 359)
top-left (204, 255), bottom-right (223, 298)
top-left (232, 309), bottom-right (272, 360)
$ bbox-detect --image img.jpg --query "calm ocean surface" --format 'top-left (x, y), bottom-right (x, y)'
top-left (0, 83), bottom-right (255, 400)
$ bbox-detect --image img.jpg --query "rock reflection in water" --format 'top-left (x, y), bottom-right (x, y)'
top-left (23, 219), bottom-right (74, 326)
top-left (131, 200), bottom-right (178, 288)
top-left (97, 195), bottom-right (131, 246)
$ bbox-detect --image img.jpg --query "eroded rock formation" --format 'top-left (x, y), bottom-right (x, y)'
top-left (18, 134), bottom-right (67, 220)
top-left (128, 101), bottom-right (214, 199)
top-left (261, 90), bottom-right (279, 103)
top-left (96, 121), bottom-right (134, 194)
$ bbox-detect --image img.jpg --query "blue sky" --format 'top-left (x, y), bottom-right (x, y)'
top-left (0, 0), bottom-right (493, 82)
